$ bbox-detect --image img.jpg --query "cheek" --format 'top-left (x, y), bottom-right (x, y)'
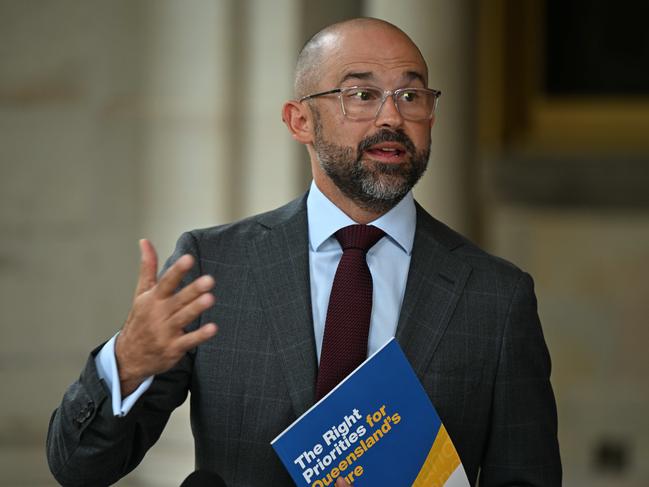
top-left (322, 118), bottom-right (365, 148)
top-left (409, 125), bottom-right (432, 151)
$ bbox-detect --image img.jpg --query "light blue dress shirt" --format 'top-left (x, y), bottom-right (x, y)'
top-left (95, 181), bottom-right (415, 416)
top-left (307, 181), bottom-right (415, 361)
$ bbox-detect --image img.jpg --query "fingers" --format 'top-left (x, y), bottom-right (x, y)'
top-left (155, 253), bottom-right (195, 297)
top-left (335, 477), bottom-right (352, 487)
top-left (168, 274), bottom-right (215, 312)
top-left (135, 239), bottom-right (216, 331)
top-left (122, 240), bottom-right (221, 380)
top-left (175, 323), bottom-right (218, 352)
top-left (168, 290), bottom-right (215, 329)
top-left (135, 239), bottom-right (159, 296)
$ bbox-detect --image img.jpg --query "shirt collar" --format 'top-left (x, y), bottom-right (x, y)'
top-left (306, 180), bottom-right (416, 255)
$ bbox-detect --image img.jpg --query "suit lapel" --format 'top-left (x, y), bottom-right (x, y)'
top-left (248, 196), bottom-right (317, 418)
top-left (246, 198), bottom-right (472, 415)
top-left (396, 205), bottom-right (472, 376)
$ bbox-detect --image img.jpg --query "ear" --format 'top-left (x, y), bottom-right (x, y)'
top-left (282, 100), bottom-right (314, 144)
top-left (428, 114), bottom-right (436, 130)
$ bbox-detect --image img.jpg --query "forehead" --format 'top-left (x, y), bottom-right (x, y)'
top-left (320, 25), bottom-right (428, 86)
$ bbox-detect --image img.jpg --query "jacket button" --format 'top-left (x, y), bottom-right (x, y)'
top-left (74, 401), bottom-right (95, 426)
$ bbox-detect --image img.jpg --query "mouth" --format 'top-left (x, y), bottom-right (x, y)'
top-left (363, 142), bottom-right (407, 163)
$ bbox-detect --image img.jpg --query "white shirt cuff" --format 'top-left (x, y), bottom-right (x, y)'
top-left (94, 333), bottom-right (154, 417)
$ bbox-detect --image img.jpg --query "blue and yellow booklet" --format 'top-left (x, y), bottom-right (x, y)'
top-left (271, 338), bottom-right (470, 486)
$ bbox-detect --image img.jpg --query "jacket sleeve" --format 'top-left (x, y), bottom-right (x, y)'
top-left (46, 348), bottom-right (192, 486)
top-left (479, 272), bottom-right (562, 486)
top-left (46, 232), bottom-right (202, 486)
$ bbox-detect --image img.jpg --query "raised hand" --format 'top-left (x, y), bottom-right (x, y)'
top-left (115, 239), bottom-right (218, 395)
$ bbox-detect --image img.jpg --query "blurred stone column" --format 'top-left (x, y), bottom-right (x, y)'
top-left (131, 1), bottom-right (235, 485)
top-left (140, 0), bottom-right (235, 259)
top-left (238, 0), bottom-right (304, 216)
top-left (364, 0), bottom-right (475, 234)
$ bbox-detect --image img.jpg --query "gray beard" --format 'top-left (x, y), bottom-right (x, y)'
top-left (313, 112), bottom-right (430, 214)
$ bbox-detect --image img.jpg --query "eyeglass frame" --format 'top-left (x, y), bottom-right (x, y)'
top-left (298, 85), bottom-right (442, 121)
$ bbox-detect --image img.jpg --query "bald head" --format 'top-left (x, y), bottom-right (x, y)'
top-left (294, 18), bottom-right (428, 98)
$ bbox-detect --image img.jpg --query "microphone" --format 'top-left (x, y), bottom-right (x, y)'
top-left (179, 470), bottom-right (227, 487)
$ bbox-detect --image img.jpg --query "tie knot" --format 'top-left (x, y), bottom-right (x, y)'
top-left (335, 224), bottom-right (385, 252)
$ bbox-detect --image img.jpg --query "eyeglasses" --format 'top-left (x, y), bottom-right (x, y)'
top-left (299, 85), bottom-right (441, 122)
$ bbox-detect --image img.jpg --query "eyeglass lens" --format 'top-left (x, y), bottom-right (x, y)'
top-left (341, 87), bottom-right (436, 121)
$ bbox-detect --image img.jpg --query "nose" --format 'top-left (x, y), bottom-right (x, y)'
top-left (374, 93), bottom-right (404, 128)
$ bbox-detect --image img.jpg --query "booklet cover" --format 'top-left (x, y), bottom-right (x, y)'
top-left (271, 338), bottom-right (470, 486)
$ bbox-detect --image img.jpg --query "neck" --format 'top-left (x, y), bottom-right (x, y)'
top-left (313, 174), bottom-right (389, 224)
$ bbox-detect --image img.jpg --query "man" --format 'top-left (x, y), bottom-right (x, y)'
top-left (47, 18), bottom-right (561, 486)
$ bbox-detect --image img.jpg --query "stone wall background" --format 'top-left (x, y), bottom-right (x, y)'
top-left (0, 1), bottom-right (647, 486)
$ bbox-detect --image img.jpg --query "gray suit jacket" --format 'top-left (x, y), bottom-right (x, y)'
top-left (47, 194), bottom-right (561, 486)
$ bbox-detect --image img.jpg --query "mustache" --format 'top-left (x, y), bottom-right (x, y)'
top-left (357, 129), bottom-right (417, 156)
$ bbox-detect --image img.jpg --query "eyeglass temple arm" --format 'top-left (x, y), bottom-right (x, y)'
top-left (298, 89), bottom-right (342, 102)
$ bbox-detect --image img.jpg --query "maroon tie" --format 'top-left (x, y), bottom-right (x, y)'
top-left (315, 224), bottom-right (385, 400)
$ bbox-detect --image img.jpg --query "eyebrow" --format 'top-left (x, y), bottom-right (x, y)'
top-left (338, 70), bottom-right (427, 86)
top-left (339, 71), bottom-right (374, 84)
top-left (404, 70), bottom-right (426, 86)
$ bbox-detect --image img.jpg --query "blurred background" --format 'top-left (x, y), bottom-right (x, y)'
top-left (1, 0), bottom-right (648, 485)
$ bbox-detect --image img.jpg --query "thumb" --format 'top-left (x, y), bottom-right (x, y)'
top-left (134, 239), bottom-right (158, 296)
